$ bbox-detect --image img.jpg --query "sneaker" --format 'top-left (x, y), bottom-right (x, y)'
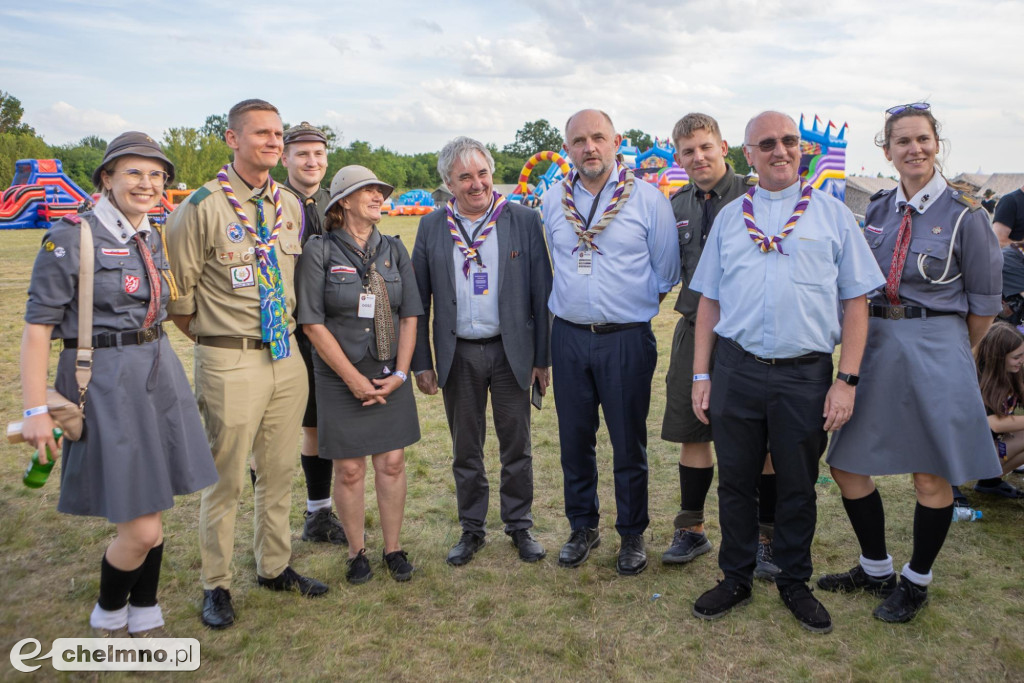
top-left (661, 528), bottom-right (712, 565)
top-left (257, 566), bottom-right (329, 597)
top-left (692, 579), bottom-right (752, 620)
top-left (302, 509), bottom-right (349, 544)
top-left (817, 565), bottom-right (897, 597)
top-left (872, 577), bottom-right (928, 623)
top-left (779, 583), bottom-right (833, 634)
top-left (754, 534), bottom-right (782, 582)
top-left (91, 625), bottom-right (129, 638)
top-left (346, 548), bottom-right (374, 585)
top-left (384, 549), bottom-right (414, 582)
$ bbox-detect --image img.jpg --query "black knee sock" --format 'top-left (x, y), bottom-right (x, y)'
top-left (98, 553), bottom-right (145, 611)
top-left (128, 543), bottom-right (164, 607)
top-left (680, 464), bottom-right (714, 512)
top-left (757, 473), bottom-right (777, 525)
top-left (909, 502), bottom-right (953, 576)
top-left (842, 489), bottom-right (888, 561)
top-left (250, 466), bottom-right (257, 491)
top-left (301, 454), bottom-right (333, 502)
top-left (977, 477), bottom-right (1003, 488)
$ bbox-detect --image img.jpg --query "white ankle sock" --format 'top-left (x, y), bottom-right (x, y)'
top-left (127, 604), bottom-right (164, 633)
top-left (90, 603), bottom-right (128, 630)
top-left (900, 563), bottom-right (932, 587)
top-left (859, 554), bottom-right (894, 578)
top-left (307, 498), bottom-right (332, 514)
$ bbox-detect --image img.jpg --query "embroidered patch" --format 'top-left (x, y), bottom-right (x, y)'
top-left (676, 220), bottom-right (690, 228)
top-left (124, 274), bottom-right (141, 293)
top-left (43, 240), bottom-right (56, 252)
top-left (231, 264), bottom-right (255, 288)
top-left (331, 265), bottom-right (357, 274)
top-left (102, 248), bottom-right (130, 257)
top-left (931, 226), bottom-right (943, 234)
top-left (865, 225), bottom-right (883, 234)
top-left (54, 246), bottom-right (66, 258)
top-left (226, 223), bottom-right (245, 243)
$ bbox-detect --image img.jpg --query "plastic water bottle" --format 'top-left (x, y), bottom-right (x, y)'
top-left (951, 506), bottom-right (982, 522)
top-left (22, 428), bottom-right (63, 489)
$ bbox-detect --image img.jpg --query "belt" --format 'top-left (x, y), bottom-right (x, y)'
top-left (559, 318), bottom-right (646, 334)
top-left (457, 335), bottom-right (502, 344)
top-left (63, 325), bottom-right (163, 349)
top-left (197, 336), bottom-right (268, 350)
top-left (725, 338), bottom-right (829, 366)
top-left (868, 304), bottom-right (959, 320)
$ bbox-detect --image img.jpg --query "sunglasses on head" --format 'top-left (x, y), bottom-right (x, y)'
top-left (747, 135), bottom-right (800, 153)
top-left (886, 102), bottom-right (931, 117)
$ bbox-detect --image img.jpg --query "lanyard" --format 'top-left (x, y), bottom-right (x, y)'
top-left (572, 176), bottom-right (605, 229)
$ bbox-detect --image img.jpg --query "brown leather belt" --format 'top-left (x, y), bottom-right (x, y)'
top-left (197, 336), bottom-right (268, 350)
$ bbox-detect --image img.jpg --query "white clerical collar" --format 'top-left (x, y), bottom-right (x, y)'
top-left (93, 195), bottom-right (152, 243)
top-left (894, 168), bottom-right (946, 215)
top-left (754, 179), bottom-right (802, 201)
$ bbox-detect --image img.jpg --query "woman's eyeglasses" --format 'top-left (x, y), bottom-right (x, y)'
top-left (121, 169), bottom-right (169, 186)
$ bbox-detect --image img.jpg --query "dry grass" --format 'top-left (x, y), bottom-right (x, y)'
top-left (1, 218), bottom-right (1022, 681)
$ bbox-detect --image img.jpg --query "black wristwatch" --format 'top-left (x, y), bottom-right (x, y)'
top-left (836, 372), bottom-right (859, 386)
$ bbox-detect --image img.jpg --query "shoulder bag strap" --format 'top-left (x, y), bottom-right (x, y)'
top-left (75, 218), bottom-right (94, 403)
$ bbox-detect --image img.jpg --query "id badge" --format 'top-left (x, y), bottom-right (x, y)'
top-left (358, 293), bottom-right (376, 318)
top-left (577, 248), bottom-right (593, 275)
top-left (473, 271), bottom-right (489, 295)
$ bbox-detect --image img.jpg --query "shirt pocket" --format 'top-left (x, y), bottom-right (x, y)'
top-left (909, 236), bottom-right (954, 281)
top-left (95, 252), bottom-right (144, 313)
top-left (791, 239), bottom-right (835, 287)
top-left (865, 229), bottom-right (887, 250)
top-left (278, 233), bottom-right (302, 256)
top-left (325, 268), bottom-right (361, 316)
top-left (380, 269), bottom-right (403, 312)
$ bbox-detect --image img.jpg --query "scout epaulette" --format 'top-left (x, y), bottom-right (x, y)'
top-left (951, 190), bottom-right (982, 211)
top-left (61, 214), bottom-right (82, 225)
top-left (869, 188), bottom-right (892, 202)
top-left (187, 186), bottom-right (213, 206)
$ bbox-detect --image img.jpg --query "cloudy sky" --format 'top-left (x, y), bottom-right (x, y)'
top-left (2, 0), bottom-right (1021, 177)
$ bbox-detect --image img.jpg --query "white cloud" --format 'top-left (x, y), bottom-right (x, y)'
top-left (30, 102), bottom-right (128, 144)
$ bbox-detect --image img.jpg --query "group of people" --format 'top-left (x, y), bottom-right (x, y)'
top-left (19, 98), bottom-right (1015, 639)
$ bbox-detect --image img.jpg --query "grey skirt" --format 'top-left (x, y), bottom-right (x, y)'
top-left (313, 353), bottom-right (420, 459)
top-left (55, 335), bottom-right (217, 523)
top-left (826, 313), bottom-right (1002, 484)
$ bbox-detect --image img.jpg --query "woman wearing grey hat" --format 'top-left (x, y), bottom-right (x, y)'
top-left (295, 165), bottom-right (423, 584)
top-left (19, 132), bottom-right (217, 636)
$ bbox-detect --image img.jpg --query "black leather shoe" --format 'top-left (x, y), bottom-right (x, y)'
top-left (872, 577), bottom-right (928, 623)
top-left (447, 531), bottom-right (486, 566)
top-left (693, 579), bottom-right (752, 620)
top-left (257, 566), bottom-right (329, 597)
top-left (558, 527), bottom-right (600, 568)
top-left (616, 534), bottom-right (647, 576)
top-left (779, 582), bottom-right (833, 634)
top-left (509, 529), bottom-right (546, 562)
top-left (201, 587), bottom-right (235, 629)
top-left (817, 564), bottom-right (897, 597)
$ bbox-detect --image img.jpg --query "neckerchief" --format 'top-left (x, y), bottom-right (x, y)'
top-left (217, 165), bottom-right (291, 360)
top-left (561, 161), bottom-right (634, 255)
top-left (884, 205), bottom-right (914, 305)
top-left (742, 181), bottom-right (812, 255)
top-left (340, 231), bottom-right (395, 360)
top-left (132, 233), bottom-right (161, 329)
top-left (446, 192), bottom-right (507, 278)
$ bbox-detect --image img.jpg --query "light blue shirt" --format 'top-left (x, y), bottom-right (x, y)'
top-left (453, 200), bottom-right (501, 338)
top-left (542, 174), bottom-right (680, 324)
top-left (690, 181), bottom-right (885, 357)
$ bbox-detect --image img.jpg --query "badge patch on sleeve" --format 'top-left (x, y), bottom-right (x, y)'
top-left (124, 274), bottom-right (141, 293)
top-left (231, 264), bottom-right (255, 288)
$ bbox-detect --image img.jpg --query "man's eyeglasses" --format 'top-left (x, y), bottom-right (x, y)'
top-left (746, 135), bottom-right (800, 153)
top-left (885, 102), bottom-right (930, 117)
top-left (121, 169), bottom-right (169, 186)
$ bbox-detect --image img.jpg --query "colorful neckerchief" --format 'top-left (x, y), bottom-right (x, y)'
top-left (561, 161), bottom-right (634, 255)
top-left (884, 205), bottom-right (914, 305)
top-left (217, 165), bottom-right (291, 360)
top-left (446, 192), bottom-right (507, 278)
top-left (132, 233), bottom-right (161, 329)
top-left (742, 181), bottom-right (813, 255)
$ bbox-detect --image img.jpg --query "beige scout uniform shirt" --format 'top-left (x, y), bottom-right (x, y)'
top-left (165, 165), bottom-right (303, 337)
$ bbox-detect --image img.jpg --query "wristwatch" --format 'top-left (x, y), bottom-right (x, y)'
top-left (836, 372), bottom-right (859, 386)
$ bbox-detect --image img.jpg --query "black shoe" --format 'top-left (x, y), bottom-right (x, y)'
top-left (447, 531), bottom-right (486, 566)
top-left (509, 529), bottom-right (546, 563)
top-left (779, 583), bottom-right (833, 634)
top-left (302, 508), bottom-right (349, 545)
top-left (872, 577), bottom-right (928, 623)
top-left (346, 548), bottom-right (374, 585)
top-left (201, 587), bottom-right (235, 629)
top-left (558, 527), bottom-right (600, 568)
top-left (692, 579), bottom-right (752, 620)
top-left (951, 485), bottom-right (969, 507)
top-left (973, 479), bottom-right (1024, 499)
top-left (257, 566), bottom-right (329, 597)
top-left (616, 534), bottom-right (648, 576)
top-left (661, 528), bottom-right (712, 565)
top-left (754, 535), bottom-right (782, 582)
top-left (383, 549), bottom-right (414, 582)
top-left (817, 564), bottom-right (897, 597)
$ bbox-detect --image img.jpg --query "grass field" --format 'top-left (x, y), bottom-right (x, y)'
top-left (1, 217), bottom-right (1022, 681)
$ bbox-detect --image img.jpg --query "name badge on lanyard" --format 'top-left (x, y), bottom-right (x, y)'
top-left (358, 292), bottom-right (376, 318)
top-left (577, 248), bottom-right (593, 275)
top-left (473, 270), bottom-right (489, 295)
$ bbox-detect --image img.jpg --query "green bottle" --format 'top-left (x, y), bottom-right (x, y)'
top-left (22, 428), bottom-right (63, 489)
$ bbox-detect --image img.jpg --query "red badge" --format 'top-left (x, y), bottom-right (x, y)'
top-left (125, 274), bottom-right (141, 294)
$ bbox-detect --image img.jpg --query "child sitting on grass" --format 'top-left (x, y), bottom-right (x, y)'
top-left (974, 321), bottom-right (1024, 498)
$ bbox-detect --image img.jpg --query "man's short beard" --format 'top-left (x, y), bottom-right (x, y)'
top-left (578, 159), bottom-right (611, 180)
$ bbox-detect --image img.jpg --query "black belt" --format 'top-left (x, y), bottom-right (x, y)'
top-left (559, 318), bottom-right (646, 334)
top-left (457, 335), bottom-right (502, 345)
top-left (197, 336), bottom-right (268, 350)
top-left (868, 304), bottom-right (958, 320)
top-left (63, 325), bottom-right (163, 349)
top-left (725, 338), bottom-right (829, 366)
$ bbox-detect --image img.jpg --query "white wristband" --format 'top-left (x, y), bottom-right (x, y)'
top-left (692, 373), bottom-right (711, 382)
top-left (24, 405), bottom-right (49, 417)
top-left (394, 370), bottom-right (408, 383)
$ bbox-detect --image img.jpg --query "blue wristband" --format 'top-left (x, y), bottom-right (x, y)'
top-left (24, 405), bottom-right (49, 417)
top-left (394, 370), bottom-right (408, 383)
top-left (692, 373), bottom-right (710, 382)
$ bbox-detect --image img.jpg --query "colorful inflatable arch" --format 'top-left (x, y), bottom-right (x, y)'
top-left (510, 151), bottom-right (572, 204)
top-left (799, 114), bottom-right (847, 201)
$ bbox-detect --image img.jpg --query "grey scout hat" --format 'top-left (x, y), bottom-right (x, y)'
top-left (325, 165), bottom-right (394, 211)
top-left (92, 131), bottom-right (175, 187)
top-left (284, 121), bottom-right (328, 146)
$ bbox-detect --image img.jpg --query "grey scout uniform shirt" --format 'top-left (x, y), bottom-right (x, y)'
top-left (282, 180), bottom-right (330, 247)
top-left (672, 163), bottom-right (753, 319)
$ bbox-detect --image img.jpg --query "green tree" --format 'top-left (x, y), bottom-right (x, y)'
top-left (503, 119), bottom-right (562, 158)
top-left (200, 114), bottom-right (228, 141)
top-left (623, 128), bottom-right (652, 150)
top-left (0, 132), bottom-right (51, 187)
top-left (161, 127), bottom-right (231, 189)
top-left (51, 136), bottom-right (107, 190)
top-left (0, 91), bottom-right (35, 136)
top-left (726, 145), bottom-right (751, 175)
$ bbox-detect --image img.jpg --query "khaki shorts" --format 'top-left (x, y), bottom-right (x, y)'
top-left (660, 316), bottom-right (713, 443)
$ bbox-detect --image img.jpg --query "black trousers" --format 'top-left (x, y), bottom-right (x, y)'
top-left (709, 340), bottom-right (831, 588)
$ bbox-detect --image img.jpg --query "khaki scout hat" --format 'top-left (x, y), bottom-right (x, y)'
top-left (283, 121), bottom-right (328, 146)
top-left (92, 131), bottom-right (175, 187)
top-left (325, 165), bottom-right (394, 211)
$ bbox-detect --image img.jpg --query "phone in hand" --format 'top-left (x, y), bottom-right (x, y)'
top-left (531, 378), bottom-right (543, 410)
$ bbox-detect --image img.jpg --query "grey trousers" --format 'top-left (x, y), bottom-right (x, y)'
top-left (442, 339), bottom-right (534, 534)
